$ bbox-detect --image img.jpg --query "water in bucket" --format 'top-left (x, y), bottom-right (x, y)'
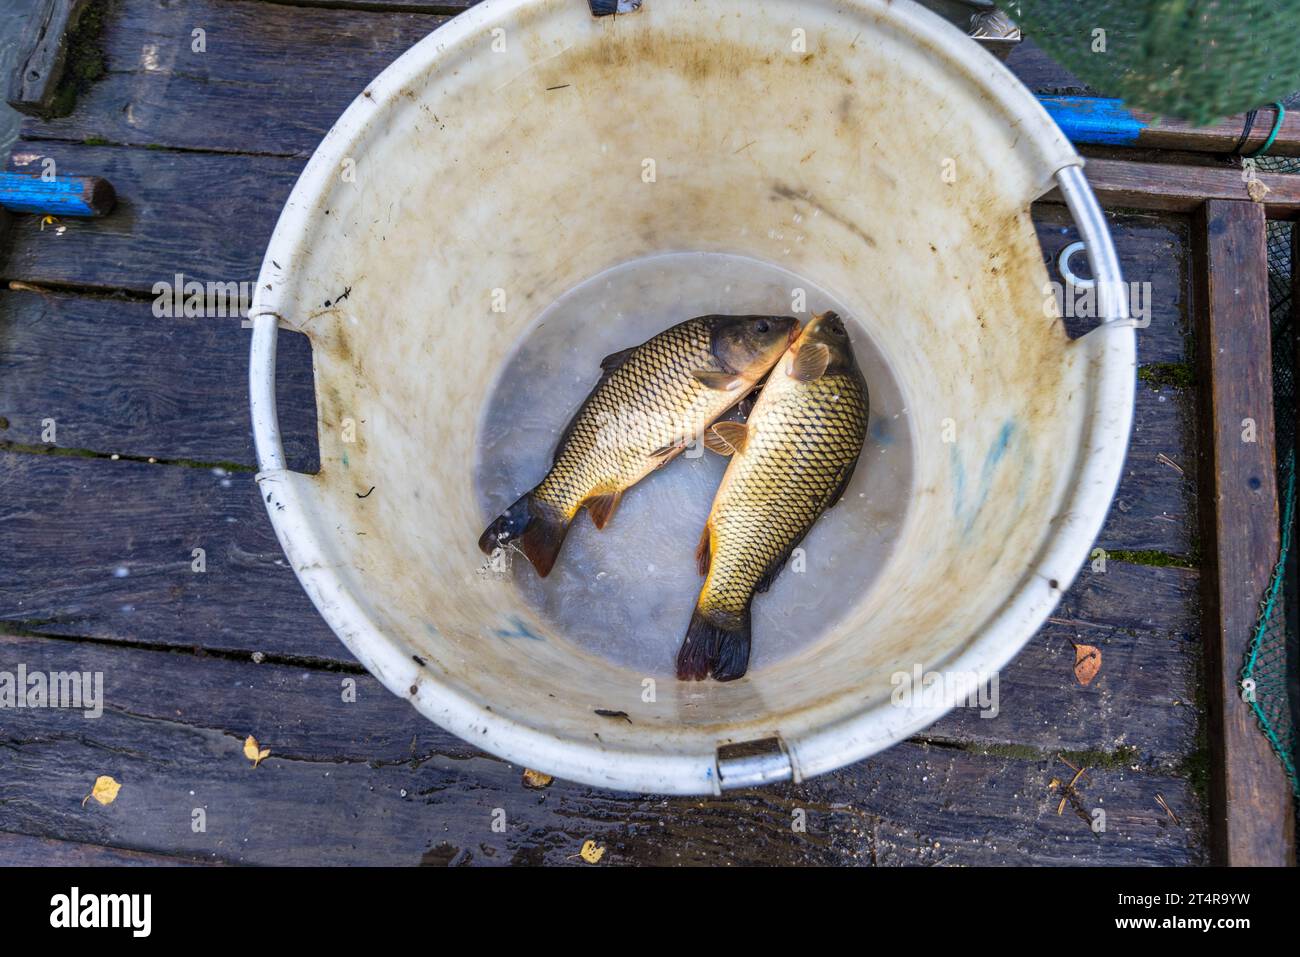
top-left (475, 252), bottom-right (915, 677)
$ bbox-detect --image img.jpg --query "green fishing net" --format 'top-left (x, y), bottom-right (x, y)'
top-left (1245, 152), bottom-right (1299, 798)
top-left (1006, 1), bottom-right (1300, 125)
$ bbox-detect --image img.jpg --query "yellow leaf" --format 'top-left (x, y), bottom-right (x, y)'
top-left (522, 769), bottom-right (553, 789)
top-left (84, 775), bottom-right (121, 807)
top-left (244, 735), bottom-right (270, 768)
top-left (578, 840), bottom-right (605, 864)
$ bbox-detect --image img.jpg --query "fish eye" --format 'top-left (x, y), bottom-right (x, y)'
top-left (755, 319), bottom-right (770, 334)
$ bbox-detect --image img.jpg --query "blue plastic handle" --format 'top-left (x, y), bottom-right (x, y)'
top-left (0, 172), bottom-right (116, 217)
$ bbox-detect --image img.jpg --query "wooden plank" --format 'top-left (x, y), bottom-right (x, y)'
top-left (2, 140), bottom-right (302, 293)
top-left (0, 452), bottom-right (342, 662)
top-left (0, 288), bottom-right (318, 471)
top-left (924, 562), bottom-right (1201, 767)
top-left (0, 831), bottom-right (209, 866)
top-left (0, 444), bottom-right (1199, 759)
top-left (1058, 158), bottom-right (1300, 219)
top-left (19, 0), bottom-right (449, 157)
top-left (1191, 199), bottom-right (1295, 866)
top-left (5, 0), bottom-right (95, 118)
top-left (0, 634), bottom-right (1205, 865)
top-left (1106, 383), bottom-right (1195, 556)
top-left (0, 141), bottom-right (1204, 334)
top-left (1040, 97), bottom-right (1300, 159)
top-left (0, 288), bottom-right (1190, 553)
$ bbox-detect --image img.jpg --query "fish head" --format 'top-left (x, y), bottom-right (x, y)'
top-left (796, 310), bottom-right (857, 368)
top-left (709, 315), bottom-right (802, 377)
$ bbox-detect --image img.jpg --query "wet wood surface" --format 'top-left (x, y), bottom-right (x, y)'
top-left (0, 0), bottom-right (1212, 865)
top-left (1191, 200), bottom-right (1293, 866)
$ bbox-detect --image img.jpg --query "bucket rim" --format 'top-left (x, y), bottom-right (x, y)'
top-left (248, 0), bottom-right (1135, 794)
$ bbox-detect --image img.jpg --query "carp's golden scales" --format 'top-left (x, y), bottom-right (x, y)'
top-left (479, 315), bottom-right (799, 577)
top-left (678, 311), bottom-right (869, 681)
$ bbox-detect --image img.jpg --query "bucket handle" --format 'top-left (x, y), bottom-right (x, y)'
top-left (249, 310), bottom-right (287, 472)
top-left (1054, 165), bottom-right (1129, 326)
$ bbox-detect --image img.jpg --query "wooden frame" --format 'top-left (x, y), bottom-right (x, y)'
top-left (1045, 163), bottom-right (1298, 866)
top-left (1191, 201), bottom-right (1294, 866)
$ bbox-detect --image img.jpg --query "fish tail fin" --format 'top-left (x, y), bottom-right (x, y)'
top-left (676, 604), bottom-right (752, 682)
top-left (478, 490), bottom-right (570, 578)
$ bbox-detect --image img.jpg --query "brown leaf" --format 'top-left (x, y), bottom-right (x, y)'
top-left (1073, 644), bottom-right (1101, 686)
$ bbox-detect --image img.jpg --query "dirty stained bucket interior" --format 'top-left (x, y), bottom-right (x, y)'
top-left (250, 0), bottom-right (1134, 794)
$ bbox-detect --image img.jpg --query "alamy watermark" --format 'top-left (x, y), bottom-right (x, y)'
top-left (891, 664), bottom-right (999, 718)
top-left (152, 273), bottom-right (254, 320)
top-left (0, 665), bottom-right (103, 718)
top-left (1043, 279), bottom-right (1151, 327)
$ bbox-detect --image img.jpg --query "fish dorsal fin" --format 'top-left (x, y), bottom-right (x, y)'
top-left (789, 342), bottom-right (830, 382)
top-left (705, 421), bottom-right (749, 456)
top-left (695, 523), bottom-right (712, 576)
top-left (599, 346), bottom-right (637, 373)
top-left (692, 370), bottom-right (746, 392)
top-left (586, 490), bottom-right (623, 530)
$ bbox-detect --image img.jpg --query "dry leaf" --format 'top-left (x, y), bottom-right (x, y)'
top-left (1246, 178), bottom-right (1270, 203)
top-left (1073, 644), bottom-right (1102, 686)
top-left (522, 769), bottom-right (553, 789)
top-left (578, 840), bottom-right (605, 864)
top-left (83, 775), bottom-right (121, 807)
top-left (243, 735), bottom-right (271, 768)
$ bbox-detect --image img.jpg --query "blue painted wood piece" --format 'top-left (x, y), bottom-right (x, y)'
top-left (1037, 95), bottom-right (1148, 146)
top-left (0, 172), bottom-right (116, 217)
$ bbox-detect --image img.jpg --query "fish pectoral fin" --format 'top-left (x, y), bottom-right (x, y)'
top-left (695, 523), bottom-right (712, 576)
top-left (704, 421), bottom-right (749, 456)
top-left (599, 346), bottom-right (637, 373)
top-left (692, 370), bottom-right (746, 392)
top-left (789, 342), bottom-right (831, 382)
top-left (585, 490), bottom-right (623, 530)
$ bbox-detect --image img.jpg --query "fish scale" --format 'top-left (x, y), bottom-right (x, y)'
top-left (479, 314), bottom-right (799, 579)
top-left (532, 318), bottom-right (720, 520)
top-left (704, 376), bottom-right (868, 620)
top-left (679, 310), bottom-right (869, 681)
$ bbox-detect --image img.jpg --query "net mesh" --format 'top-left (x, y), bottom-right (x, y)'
top-left (1007, 1), bottom-right (1300, 125)
top-left (1245, 153), bottom-right (1299, 798)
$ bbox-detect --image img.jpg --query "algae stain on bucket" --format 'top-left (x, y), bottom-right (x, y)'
top-left (475, 252), bottom-right (915, 677)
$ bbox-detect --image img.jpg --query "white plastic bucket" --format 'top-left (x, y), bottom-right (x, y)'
top-left (249, 0), bottom-right (1134, 794)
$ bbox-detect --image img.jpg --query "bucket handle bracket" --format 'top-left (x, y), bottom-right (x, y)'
top-left (716, 736), bottom-right (793, 789)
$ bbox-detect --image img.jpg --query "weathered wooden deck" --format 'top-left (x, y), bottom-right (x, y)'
top-left (0, 0), bottom-right (1210, 865)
